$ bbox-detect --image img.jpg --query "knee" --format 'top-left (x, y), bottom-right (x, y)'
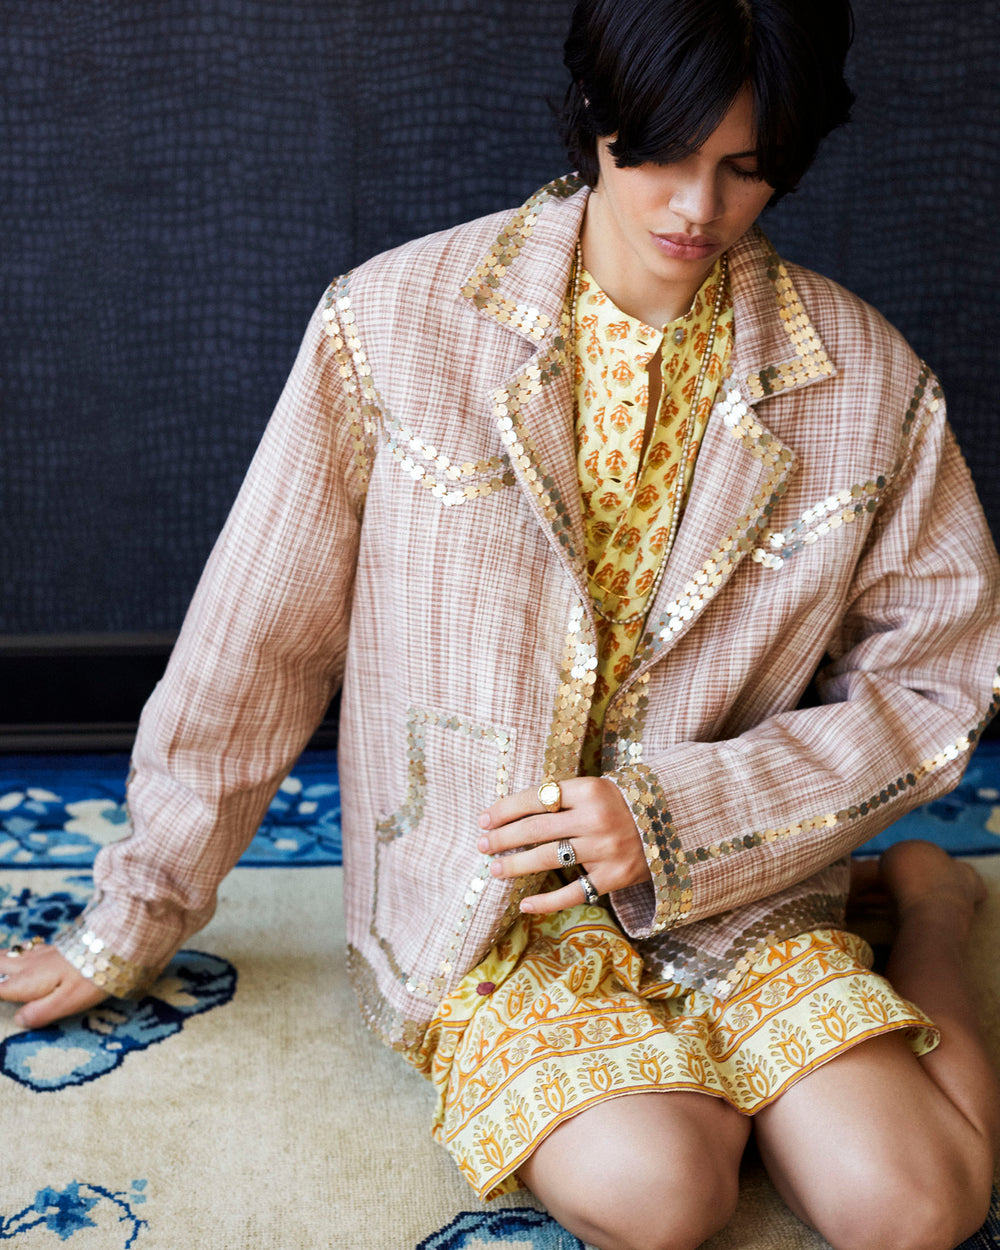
top-left (820, 1171), bottom-right (992, 1250)
top-left (567, 1153), bottom-right (739, 1250)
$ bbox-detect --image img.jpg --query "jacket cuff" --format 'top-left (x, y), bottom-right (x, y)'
top-left (605, 764), bottom-right (691, 939)
top-left (53, 914), bottom-right (160, 999)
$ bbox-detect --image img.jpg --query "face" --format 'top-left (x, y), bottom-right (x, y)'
top-left (582, 87), bottom-right (774, 325)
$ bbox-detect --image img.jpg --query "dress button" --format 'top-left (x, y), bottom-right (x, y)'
top-left (476, 981), bottom-right (496, 995)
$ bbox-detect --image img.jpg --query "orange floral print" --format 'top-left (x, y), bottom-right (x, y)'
top-left (573, 259), bottom-right (733, 772)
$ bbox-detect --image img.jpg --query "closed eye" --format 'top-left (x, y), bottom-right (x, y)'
top-left (728, 162), bottom-right (765, 181)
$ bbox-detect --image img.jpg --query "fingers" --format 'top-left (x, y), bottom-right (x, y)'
top-left (0, 944), bottom-right (65, 1002)
top-left (477, 810), bottom-right (579, 857)
top-left (478, 777), bottom-right (611, 849)
top-left (477, 776), bottom-right (648, 912)
top-left (13, 979), bottom-right (108, 1030)
top-left (481, 777), bottom-right (601, 830)
top-left (486, 837), bottom-right (576, 880)
top-left (0, 944), bottom-right (109, 1028)
top-left (519, 875), bottom-right (598, 916)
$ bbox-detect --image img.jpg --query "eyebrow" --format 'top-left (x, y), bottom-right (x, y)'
top-left (726, 150), bottom-right (759, 159)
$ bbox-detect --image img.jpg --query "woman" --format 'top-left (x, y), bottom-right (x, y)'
top-left (2, 2), bottom-right (998, 1247)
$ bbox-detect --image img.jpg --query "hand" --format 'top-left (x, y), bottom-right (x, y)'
top-left (0, 941), bottom-right (109, 1028)
top-left (477, 776), bottom-right (649, 914)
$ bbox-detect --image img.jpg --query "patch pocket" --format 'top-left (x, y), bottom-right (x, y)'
top-left (382, 412), bottom-right (516, 508)
top-left (371, 707), bottom-right (516, 1003)
top-left (751, 478), bottom-right (886, 570)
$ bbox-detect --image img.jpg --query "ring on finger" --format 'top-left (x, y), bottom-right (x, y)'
top-left (537, 780), bottom-right (562, 813)
top-left (556, 838), bottom-right (577, 868)
top-left (5, 936), bottom-right (43, 958)
top-left (579, 871), bottom-right (599, 906)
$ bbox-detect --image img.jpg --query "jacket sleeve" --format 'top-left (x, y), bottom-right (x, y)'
top-left (54, 284), bottom-right (374, 995)
top-left (605, 380), bottom-right (1000, 941)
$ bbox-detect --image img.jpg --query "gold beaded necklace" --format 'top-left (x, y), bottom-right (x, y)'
top-left (569, 241), bottom-right (729, 626)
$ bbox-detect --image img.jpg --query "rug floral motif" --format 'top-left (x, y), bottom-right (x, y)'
top-left (0, 1180), bottom-right (147, 1246)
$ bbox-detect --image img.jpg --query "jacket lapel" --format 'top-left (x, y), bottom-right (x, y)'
top-left (629, 381), bottom-right (797, 673)
top-left (726, 225), bottom-right (837, 402)
top-left (459, 179), bottom-right (591, 597)
top-left (622, 226), bottom-right (838, 675)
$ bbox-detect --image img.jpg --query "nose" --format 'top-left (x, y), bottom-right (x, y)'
top-left (668, 164), bottom-right (722, 227)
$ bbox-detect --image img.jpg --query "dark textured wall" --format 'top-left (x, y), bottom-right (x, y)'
top-left (2, 1), bottom-right (997, 634)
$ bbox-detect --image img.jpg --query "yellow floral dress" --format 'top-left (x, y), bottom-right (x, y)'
top-left (418, 259), bottom-right (938, 1202)
top-left (574, 256), bottom-right (732, 773)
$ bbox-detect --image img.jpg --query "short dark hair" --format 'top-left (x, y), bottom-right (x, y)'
top-left (561, 0), bottom-right (854, 202)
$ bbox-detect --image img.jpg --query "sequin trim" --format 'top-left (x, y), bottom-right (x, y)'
top-left (602, 673), bottom-right (649, 773)
top-left (493, 305), bottom-right (582, 567)
top-left (321, 276), bottom-right (380, 487)
top-left (53, 917), bottom-right (158, 999)
top-left (612, 668), bottom-right (1000, 882)
top-left (382, 409), bottom-right (515, 507)
top-left (900, 364), bottom-right (941, 444)
top-left (346, 942), bottom-right (427, 1058)
top-left (605, 763), bottom-right (691, 930)
top-left (461, 175), bottom-right (580, 341)
top-left (542, 601), bottom-right (598, 779)
top-left (371, 707), bottom-right (514, 1004)
top-left (601, 379), bottom-right (795, 763)
top-left (625, 380), bottom-right (795, 669)
top-left (640, 894), bottom-right (846, 1000)
top-left (745, 253), bottom-right (835, 399)
top-left (753, 480), bottom-right (885, 569)
top-left (753, 363), bottom-right (943, 569)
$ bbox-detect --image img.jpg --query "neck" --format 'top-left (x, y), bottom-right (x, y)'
top-left (580, 190), bottom-right (714, 326)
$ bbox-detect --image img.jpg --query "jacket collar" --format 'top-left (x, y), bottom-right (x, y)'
top-left (460, 180), bottom-right (837, 406)
top-left (459, 175), bottom-right (585, 348)
top-left (458, 180), bottom-right (836, 666)
top-left (726, 224), bottom-right (838, 402)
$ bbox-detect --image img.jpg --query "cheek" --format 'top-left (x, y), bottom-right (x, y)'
top-left (729, 187), bottom-right (771, 229)
top-left (746, 185), bottom-right (774, 217)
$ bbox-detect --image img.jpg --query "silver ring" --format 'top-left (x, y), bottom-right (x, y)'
top-left (0, 972), bottom-right (8, 984)
top-left (579, 871), bottom-right (599, 906)
top-left (537, 780), bottom-right (562, 813)
top-left (557, 838), bottom-right (577, 868)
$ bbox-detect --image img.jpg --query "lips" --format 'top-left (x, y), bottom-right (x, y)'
top-left (651, 232), bottom-right (720, 261)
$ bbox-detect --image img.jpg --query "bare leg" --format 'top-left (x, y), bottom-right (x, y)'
top-left (517, 1091), bottom-right (750, 1250)
top-left (756, 840), bottom-right (999, 1250)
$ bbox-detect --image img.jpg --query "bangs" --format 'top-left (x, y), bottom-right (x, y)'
top-left (561, 0), bottom-right (855, 198)
top-left (601, 11), bottom-right (751, 170)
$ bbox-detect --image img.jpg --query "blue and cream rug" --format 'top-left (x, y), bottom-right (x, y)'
top-left (1, 748), bottom-right (998, 1249)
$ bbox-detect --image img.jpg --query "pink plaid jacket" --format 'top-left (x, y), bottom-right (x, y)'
top-left (60, 179), bottom-right (1000, 1056)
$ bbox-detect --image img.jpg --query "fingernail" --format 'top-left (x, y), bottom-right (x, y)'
top-left (489, 861), bottom-right (502, 876)
top-left (477, 837), bottom-right (490, 853)
top-left (519, 901), bottom-right (533, 913)
top-left (478, 813), bottom-right (491, 829)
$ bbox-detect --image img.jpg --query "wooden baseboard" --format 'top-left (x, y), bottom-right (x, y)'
top-left (0, 634), bottom-right (338, 753)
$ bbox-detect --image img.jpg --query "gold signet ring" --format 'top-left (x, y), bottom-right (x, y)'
top-left (537, 780), bottom-right (562, 813)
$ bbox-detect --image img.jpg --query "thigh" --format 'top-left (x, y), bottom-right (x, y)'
top-left (755, 1033), bottom-right (994, 1250)
top-left (518, 1091), bottom-right (750, 1250)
